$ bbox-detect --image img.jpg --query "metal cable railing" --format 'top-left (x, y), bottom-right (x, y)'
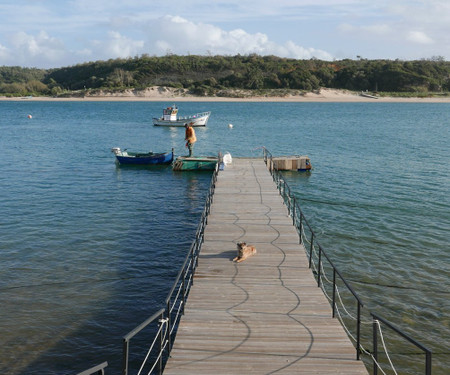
top-left (263, 147), bottom-right (432, 375)
top-left (120, 161), bottom-right (220, 375)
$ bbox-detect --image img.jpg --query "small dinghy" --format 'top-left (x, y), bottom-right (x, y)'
top-left (172, 156), bottom-right (219, 171)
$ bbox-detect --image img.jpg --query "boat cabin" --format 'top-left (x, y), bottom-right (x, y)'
top-left (163, 105), bottom-right (178, 121)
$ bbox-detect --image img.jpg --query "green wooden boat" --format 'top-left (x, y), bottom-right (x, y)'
top-left (172, 156), bottom-right (219, 171)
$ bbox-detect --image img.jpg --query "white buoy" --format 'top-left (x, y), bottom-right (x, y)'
top-left (27, 114), bottom-right (32, 119)
top-left (223, 152), bottom-right (232, 165)
top-left (228, 123), bottom-right (233, 128)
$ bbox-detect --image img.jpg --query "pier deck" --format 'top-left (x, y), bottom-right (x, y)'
top-left (163, 158), bottom-right (368, 374)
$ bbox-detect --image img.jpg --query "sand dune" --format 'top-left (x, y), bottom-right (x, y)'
top-left (2, 87), bottom-right (450, 102)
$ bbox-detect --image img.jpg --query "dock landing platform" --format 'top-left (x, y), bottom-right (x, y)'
top-left (163, 158), bottom-right (368, 374)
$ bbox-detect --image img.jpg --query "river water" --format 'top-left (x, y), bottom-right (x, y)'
top-left (0, 101), bottom-right (448, 374)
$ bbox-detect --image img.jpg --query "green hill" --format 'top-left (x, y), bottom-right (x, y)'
top-left (1, 55), bottom-right (450, 97)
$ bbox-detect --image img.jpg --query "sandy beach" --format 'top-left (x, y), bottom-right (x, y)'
top-left (2, 87), bottom-right (450, 103)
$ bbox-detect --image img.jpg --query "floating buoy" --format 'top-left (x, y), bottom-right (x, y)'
top-left (223, 152), bottom-right (232, 165)
top-left (228, 123), bottom-right (233, 128)
top-left (27, 114), bottom-right (32, 119)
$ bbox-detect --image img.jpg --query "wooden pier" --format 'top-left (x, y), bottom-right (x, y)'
top-left (163, 158), bottom-right (368, 374)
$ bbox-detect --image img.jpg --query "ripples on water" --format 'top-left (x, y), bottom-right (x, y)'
top-left (0, 101), bottom-right (448, 374)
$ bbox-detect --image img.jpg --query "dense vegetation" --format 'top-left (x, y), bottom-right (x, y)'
top-left (1, 54), bottom-right (450, 97)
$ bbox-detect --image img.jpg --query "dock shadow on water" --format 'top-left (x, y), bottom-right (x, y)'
top-left (2, 162), bottom-right (212, 375)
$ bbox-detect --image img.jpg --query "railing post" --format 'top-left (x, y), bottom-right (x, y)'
top-left (288, 195), bottom-right (292, 217)
top-left (158, 315), bottom-right (164, 375)
top-left (373, 317), bottom-right (378, 375)
top-left (357, 301), bottom-right (361, 360)
top-left (317, 245), bottom-right (322, 287)
top-left (190, 245), bottom-right (195, 285)
top-left (292, 197), bottom-right (296, 226)
top-left (122, 339), bottom-right (129, 375)
top-left (299, 214), bottom-right (303, 244)
top-left (426, 351), bottom-right (432, 375)
top-left (332, 268), bottom-right (336, 318)
top-left (309, 233), bottom-right (314, 268)
top-left (181, 269), bottom-right (186, 315)
top-left (196, 240), bottom-right (200, 267)
top-left (166, 300), bottom-right (172, 353)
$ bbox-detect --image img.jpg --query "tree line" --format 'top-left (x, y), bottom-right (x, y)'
top-left (1, 54), bottom-right (450, 97)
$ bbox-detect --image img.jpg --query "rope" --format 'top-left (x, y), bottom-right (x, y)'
top-left (170, 302), bottom-right (184, 335)
top-left (376, 319), bottom-right (398, 375)
top-left (335, 284), bottom-right (358, 320)
top-left (319, 258), bottom-right (333, 284)
top-left (146, 338), bottom-right (169, 375)
top-left (311, 242), bottom-right (319, 259)
top-left (334, 284), bottom-right (372, 325)
top-left (301, 225), bottom-right (311, 245)
top-left (185, 274), bottom-right (193, 291)
top-left (310, 255), bottom-right (319, 275)
top-left (335, 306), bottom-right (383, 369)
top-left (370, 356), bottom-right (389, 375)
top-left (319, 278), bottom-right (333, 302)
top-left (170, 282), bottom-right (183, 314)
top-left (335, 304), bottom-right (358, 344)
top-left (136, 318), bottom-right (168, 375)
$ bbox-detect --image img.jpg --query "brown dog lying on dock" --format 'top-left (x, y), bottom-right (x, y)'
top-left (233, 242), bottom-right (257, 263)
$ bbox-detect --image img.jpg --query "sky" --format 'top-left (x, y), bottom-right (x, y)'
top-left (0, 0), bottom-right (449, 69)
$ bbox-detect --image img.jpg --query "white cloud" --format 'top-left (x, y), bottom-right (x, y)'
top-left (1, 0), bottom-right (450, 66)
top-left (407, 31), bottom-right (434, 45)
top-left (0, 15), bottom-right (334, 67)
top-left (145, 16), bottom-right (333, 59)
top-left (7, 31), bottom-right (67, 66)
top-left (362, 24), bottom-right (392, 36)
top-left (338, 23), bottom-right (392, 39)
top-left (0, 43), bottom-right (10, 60)
top-left (98, 31), bottom-right (144, 58)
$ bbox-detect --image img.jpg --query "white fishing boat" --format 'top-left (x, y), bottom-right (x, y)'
top-left (152, 104), bottom-right (211, 127)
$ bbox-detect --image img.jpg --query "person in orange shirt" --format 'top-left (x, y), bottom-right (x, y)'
top-left (184, 122), bottom-right (197, 157)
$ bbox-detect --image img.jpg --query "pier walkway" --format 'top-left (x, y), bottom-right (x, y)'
top-left (163, 158), bottom-right (368, 374)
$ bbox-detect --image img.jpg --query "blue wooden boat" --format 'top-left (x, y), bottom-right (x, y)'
top-left (111, 147), bottom-right (174, 165)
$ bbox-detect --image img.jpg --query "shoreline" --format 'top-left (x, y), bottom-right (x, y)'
top-left (2, 88), bottom-right (450, 103)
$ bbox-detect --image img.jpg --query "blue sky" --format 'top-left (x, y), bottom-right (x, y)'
top-left (0, 0), bottom-right (449, 68)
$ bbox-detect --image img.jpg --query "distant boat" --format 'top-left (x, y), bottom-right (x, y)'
top-left (152, 104), bottom-right (211, 127)
top-left (172, 156), bottom-right (221, 171)
top-left (360, 91), bottom-right (379, 99)
top-left (111, 147), bottom-right (174, 165)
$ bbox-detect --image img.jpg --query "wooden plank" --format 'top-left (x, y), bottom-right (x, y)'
top-left (164, 159), bottom-right (368, 374)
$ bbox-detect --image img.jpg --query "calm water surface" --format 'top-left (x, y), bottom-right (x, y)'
top-left (0, 101), bottom-right (448, 374)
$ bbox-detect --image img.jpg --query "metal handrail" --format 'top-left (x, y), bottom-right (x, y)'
top-left (262, 147), bottom-right (432, 374)
top-left (372, 313), bottom-right (432, 375)
top-left (121, 161), bottom-right (220, 375)
top-left (76, 362), bottom-right (108, 375)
